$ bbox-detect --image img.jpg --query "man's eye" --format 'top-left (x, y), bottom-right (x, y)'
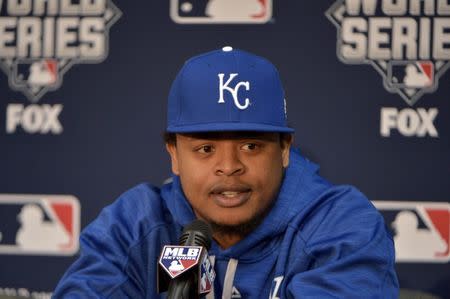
top-left (197, 145), bottom-right (214, 153)
top-left (241, 143), bottom-right (258, 151)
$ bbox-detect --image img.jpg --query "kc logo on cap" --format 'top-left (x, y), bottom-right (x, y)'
top-left (217, 73), bottom-right (251, 110)
top-left (166, 47), bottom-right (294, 133)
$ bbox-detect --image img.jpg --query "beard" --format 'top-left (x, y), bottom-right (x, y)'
top-left (202, 198), bottom-right (276, 239)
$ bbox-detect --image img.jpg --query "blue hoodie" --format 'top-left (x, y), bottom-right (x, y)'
top-left (53, 150), bottom-right (399, 298)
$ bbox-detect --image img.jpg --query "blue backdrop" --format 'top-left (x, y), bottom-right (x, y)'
top-left (0, 0), bottom-right (449, 298)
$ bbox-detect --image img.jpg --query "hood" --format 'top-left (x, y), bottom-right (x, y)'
top-left (161, 148), bottom-right (326, 261)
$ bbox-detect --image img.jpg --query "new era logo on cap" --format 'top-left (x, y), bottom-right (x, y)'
top-left (167, 47), bottom-right (293, 133)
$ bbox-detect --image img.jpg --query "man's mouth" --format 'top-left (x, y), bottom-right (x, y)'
top-left (220, 191), bottom-right (242, 198)
top-left (209, 186), bottom-right (252, 207)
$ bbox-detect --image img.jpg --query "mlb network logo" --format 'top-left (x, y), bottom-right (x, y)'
top-left (159, 246), bottom-right (202, 278)
top-left (373, 201), bottom-right (450, 263)
top-left (0, 194), bottom-right (80, 256)
top-left (170, 0), bottom-right (272, 24)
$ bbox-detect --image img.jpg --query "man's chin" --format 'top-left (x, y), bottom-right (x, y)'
top-left (207, 215), bottom-right (263, 238)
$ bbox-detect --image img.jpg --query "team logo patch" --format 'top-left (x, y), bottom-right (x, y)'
top-left (159, 246), bottom-right (203, 278)
top-left (170, 0), bottom-right (272, 24)
top-left (326, 0), bottom-right (450, 105)
top-left (373, 201), bottom-right (450, 263)
top-left (0, 0), bottom-right (122, 102)
top-left (199, 252), bottom-right (215, 294)
top-left (0, 194), bottom-right (80, 255)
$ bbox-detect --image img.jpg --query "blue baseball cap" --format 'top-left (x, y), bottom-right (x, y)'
top-left (166, 47), bottom-right (294, 133)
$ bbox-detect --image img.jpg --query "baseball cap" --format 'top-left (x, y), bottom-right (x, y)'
top-left (166, 47), bottom-right (294, 133)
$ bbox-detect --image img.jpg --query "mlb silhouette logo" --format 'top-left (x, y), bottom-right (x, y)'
top-left (373, 201), bottom-right (450, 263)
top-left (170, 0), bottom-right (272, 24)
top-left (0, 194), bottom-right (80, 256)
top-left (387, 61), bottom-right (434, 89)
top-left (12, 59), bottom-right (59, 101)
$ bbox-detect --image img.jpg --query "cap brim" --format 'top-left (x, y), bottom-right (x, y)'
top-left (167, 122), bottom-right (294, 133)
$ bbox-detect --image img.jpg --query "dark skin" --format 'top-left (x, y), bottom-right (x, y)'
top-left (166, 131), bottom-right (292, 249)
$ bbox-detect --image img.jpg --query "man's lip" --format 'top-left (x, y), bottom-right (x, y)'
top-left (209, 184), bottom-right (252, 194)
top-left (209, 190), bottom-right (251, 208)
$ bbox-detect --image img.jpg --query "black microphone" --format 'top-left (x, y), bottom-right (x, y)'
top-left (166, 219), bottom-right (213, 299)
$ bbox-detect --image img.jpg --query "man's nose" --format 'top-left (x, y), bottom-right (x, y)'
top-left (214, 147), bottom-right (245, 176)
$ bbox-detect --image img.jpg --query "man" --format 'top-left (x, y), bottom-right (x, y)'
top-left (54, 47), bottom-right (399, 298)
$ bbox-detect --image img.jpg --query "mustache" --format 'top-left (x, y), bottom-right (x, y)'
top-left (209, 182), bottom-right (252, 194)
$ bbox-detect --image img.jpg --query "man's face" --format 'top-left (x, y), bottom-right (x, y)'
top-left (166, 132), bottom-right (291, 234)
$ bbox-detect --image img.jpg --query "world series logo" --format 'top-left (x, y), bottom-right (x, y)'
top-left (326, 0), bottom-right (450, 105)
top-left (0, 0), bottom-right (121, 102)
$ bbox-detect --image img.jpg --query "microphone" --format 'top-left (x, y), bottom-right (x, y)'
top-left (158, 219), bottom-right (215, 299)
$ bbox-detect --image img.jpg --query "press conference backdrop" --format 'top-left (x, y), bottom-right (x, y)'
top-left (0, 0), bottom-right (449, 298)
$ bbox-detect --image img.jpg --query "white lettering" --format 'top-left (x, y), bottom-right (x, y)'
top-left (382, 0), bottom-right (408, 15)
top-left (43, 17), bottom-right (55, 57)
top-left (392, 18), bottom-right (417, 59)
top-left (6, 104), bottom-right (23, 133)
top-left (368, 18), bottom-right (392, 60)
top-left (397, 108), bottom-right (421, 136)
top-left (433, 18), bottom-right (450, 60)
top-left (187, 248), bottom-right (199, 257)
top-left (0, 18), bottom-right (17, 58)
top-left (416, 108), bottom-right (439, 136)
top-left (79, 18), bottom-right (105, 57)
top-left (419, 18), bottom-right (431, 59)
top-left (380, 107), bottom-right (438, 137)
top-left (33, 0), bottom-right (58, 16)
top-left (7, 0), bottom-right (32, 16)
top-left (60, 0), bottom-right (79, 15)
top-left (17, 17), bottom-right (42, 58)
top-left (345, 0), bottom-right (377, 15)
top-left (342, 18), bottom-right (367, 60)
top-left (177, 248), bottom-right (187, 257)
top-left (164, 248), bottom-right (179, 257)
top-left (438, 0), bottom-right (450, 15)
top-left (217, 73), bottom-right (251, 110)
top-left (380, 107), bottom-right (398, 137)
top-left (82, 0), bottom-right (106, 15)
top-left (410, 0), bottom-right (435, 15)
top-left (56, 17), bottom-right (79, 58)
top-left (6, 104), bottom-right (63, 134)
top-left (269, 276), bottom-right (283, 299)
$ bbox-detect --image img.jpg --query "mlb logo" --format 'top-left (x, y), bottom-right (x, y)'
top-left (12, 59), bottom-right (60, 102)
top-left (387, 61), bottom-right (434, 89)
top-left (159, 245), bottom-right (203, 278)
top-left (199, 253), bottom-right (215, 293)
top-left (0, 194), bottom-right (80, 256)
top-left (170, 0), bottom-right (272, 24)
top-left (373, 201), bottom-right (450, 263)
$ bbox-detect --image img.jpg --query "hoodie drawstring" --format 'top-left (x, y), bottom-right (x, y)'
top-left (206, 256), bottom-right (216, 299)
top-left (205, 257), bottom-right (239, 299)
top-left (222, 258), bottom-right (238, 299)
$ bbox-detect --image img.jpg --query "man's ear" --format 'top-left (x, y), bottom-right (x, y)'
top-left (281, 135), bottom-right (293, 168)
top-left (165, 143), bottom-right (180, 175)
